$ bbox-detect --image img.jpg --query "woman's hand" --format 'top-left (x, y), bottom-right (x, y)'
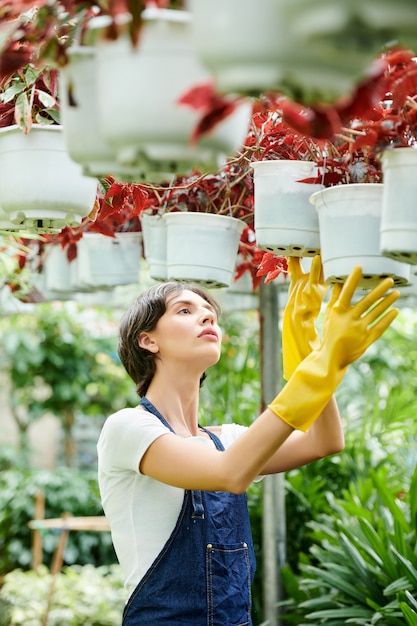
top-left (282, 255), bottom-right (329, 380)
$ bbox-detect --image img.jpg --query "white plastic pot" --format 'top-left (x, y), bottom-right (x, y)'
top-left (310, 183), bottom-right (410, 288)
top-left (42, 245), bottom-right (82, 296)
top-left (252, 160), bottom-right (323, 257)
top-left (59, 46), bottom-right (139, 180)
top-left (164, 211), bottom-right (245, 288)
top-left (74, 233), bottom-right (142, 290)
top-left (189, 0), bottom-right (417, 102)
top-left (140, 211), bottom-right (167, 280)
top-left (0, 125), bottom-right (97, 231)
top-left (93, 8), bottom-right (251, 180)
top-left (380, 147), bottom-right (417, 265)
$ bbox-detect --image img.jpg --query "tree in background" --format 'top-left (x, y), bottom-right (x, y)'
top-left (0, 302), bottom-right (137, 466)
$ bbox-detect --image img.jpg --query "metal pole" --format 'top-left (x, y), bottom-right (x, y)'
top-left (259, 281), bottom-right (287, 626)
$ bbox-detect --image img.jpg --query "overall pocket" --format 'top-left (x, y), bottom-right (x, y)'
top-left (206, 542), bottom-right (252, 626)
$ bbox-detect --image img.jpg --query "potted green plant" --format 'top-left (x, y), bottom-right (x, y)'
top-left (0, 0), bottom-right (183, 77)
top-left (0, 64), bottom-right (98, 232)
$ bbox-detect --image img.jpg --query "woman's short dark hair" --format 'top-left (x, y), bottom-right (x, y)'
top-left (117, 281), bottom-right (221, 397)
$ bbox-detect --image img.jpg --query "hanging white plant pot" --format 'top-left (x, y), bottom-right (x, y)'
top-left (310, 183), bottom-right (410, 289)
top-left (218, 273), bottom-right (259, 312)
top-left (189, 0), bottom-right (417, 102)
top-left (380, 147), bottom-right (417, 265)
top-left (164, 212), bottom-right (245, 288)
top-left (0, 208), bottom-right (27, 231)
top-left (251, 160), bottom-right (323, 257)
top-left (395, 270), bottom-right (417, 309)
top-left (274, 0), bottom-right (417, 102)
top-left (140, 211), bottom-right (167, 280)
top-left (75, 284), bottom-right (142, 309)
top-left (188, 0), bottom-right (287, 94)
top-left (0, 125), bottom-right (97, 231)
top-left (59, 45), bottom-right (140, 181)
top-left (41, 244), bottom-right (82, 299)
top-left (217, 288), bottom-right (259, 313)
top-left (92, 8), bottom-right (251, 180)
top-left (73, 232), bottom-right (142, 290)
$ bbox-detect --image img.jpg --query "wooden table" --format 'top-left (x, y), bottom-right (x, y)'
top-left (28, 508), bottom-right (112, 626)
top-left (28, 514), bottom-right (110, 574)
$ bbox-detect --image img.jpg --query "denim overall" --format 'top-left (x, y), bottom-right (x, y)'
top-left (122, 397), bottom-right (256, 626)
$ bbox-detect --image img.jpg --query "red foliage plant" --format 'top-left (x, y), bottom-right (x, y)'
top-left (35, 97), bottom-right (328, 287)
top-left (42, 176), bottom-right (148, 262)
top-left (12, 43), bottom-right (417, 292)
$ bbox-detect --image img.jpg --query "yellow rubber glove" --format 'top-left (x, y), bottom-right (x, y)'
top-left (282, 255), bottom-right (329, 381)
top-left (269, 266), bottom-right (400, 432)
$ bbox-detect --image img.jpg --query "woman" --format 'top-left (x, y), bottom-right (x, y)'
top-left (97, 257), bottom-right (399, 625)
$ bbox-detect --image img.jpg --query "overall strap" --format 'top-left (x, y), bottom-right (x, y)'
top-left (140, 397), bottom-right (225, 451)
top-left (198, 425), bottom-right (225, 451)
top-left (139, 397), bottom-right (173, 432)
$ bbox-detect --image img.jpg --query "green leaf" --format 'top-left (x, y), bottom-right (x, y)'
top-left (1, 80), bottom-right (26, 103)
top-left (373, 471), bottom-right (410, 533)
top-left (410, 465), bottom-right (417, 532)
top-left (306, 607), bottom-right (374, 619)
top-left (23, 65), bottom-right (41, 86)
top-left (400, 603), bottom-right (417, 626)
top-left (385, 576), bottom-right (415, 594)
top-left (301, 564), bottom-right (368, 603)
top-left (34, 112), bottom-right (55, 124)
top-left (36, 88), bottom-right (56, 109)
top-left (46, 108), bottom-right (60, 123)
top-left (390, 546), bottom-right (417, 587)
top-left (338, 531), bottom-right (382, 587)
top-left (14, 92), bottom-right (32, 131)
top-left (403, 591), bottom-right (417, 612)
top-left (356, 517), bottom-right (399, 578)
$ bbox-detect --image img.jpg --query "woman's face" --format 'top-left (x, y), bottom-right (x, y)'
top-left (139, 289), bottom-right (222, 372)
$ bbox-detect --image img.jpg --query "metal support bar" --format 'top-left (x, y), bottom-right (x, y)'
top-left (259, 281), bottom-right (287, 626)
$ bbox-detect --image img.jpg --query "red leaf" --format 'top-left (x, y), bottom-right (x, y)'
top-left (179, 82), bottom-right (244, 143)
top-left (256, 252), bottom-right (288, 283)
top-left (105, 181), bottom-right (127, 205)
top-left (280, 98), bottom-right (342, 140)
top-left (86, 221), bottom-right (118, 237)
top-left (66, 242), bottom-right (78, 262)
top-left (351, 128), bottom-right (379, 151)
top-left (190, 100), bottom-right (239, 144)
top-left (97, 198), bottom-right (120, 223)
top-left (178, 82), bottom-right (217, 110)
top-left (0, 46), bottom-right (32, 79)
top-left (391, 67), bottom-right (417, 109)
top-left (131, 185), bottom-right (148, 214)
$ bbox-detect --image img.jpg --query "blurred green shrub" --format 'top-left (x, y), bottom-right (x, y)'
top-left (0, 564), bottom-right (126, 626)
top-left (0, 467), bottom-right (116, 575)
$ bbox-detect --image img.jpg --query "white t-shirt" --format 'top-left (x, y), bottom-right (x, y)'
top-left (97, 406), bottom-right (250, 599)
